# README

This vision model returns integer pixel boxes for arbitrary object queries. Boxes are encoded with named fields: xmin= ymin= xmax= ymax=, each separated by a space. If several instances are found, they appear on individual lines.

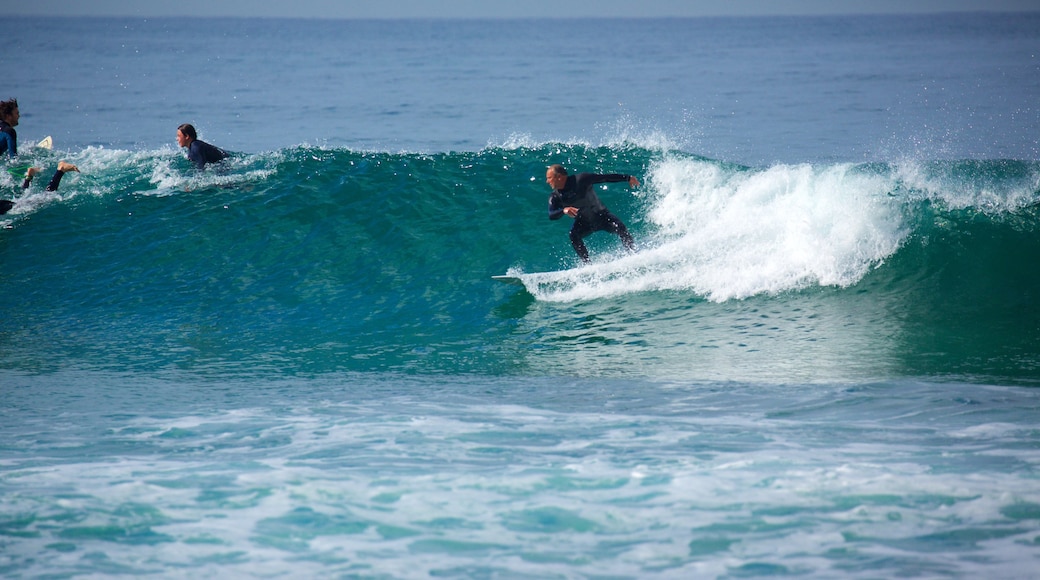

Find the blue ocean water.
xmin=3 ymin=13 xmax=1040 ymax=578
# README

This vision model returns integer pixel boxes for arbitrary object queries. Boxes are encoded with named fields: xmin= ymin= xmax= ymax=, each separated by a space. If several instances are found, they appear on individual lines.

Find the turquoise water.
xmin=3 ymin=13 xmax=1040 ymax=578
xmin=5 ymin=145 xmax=1040 ymax=382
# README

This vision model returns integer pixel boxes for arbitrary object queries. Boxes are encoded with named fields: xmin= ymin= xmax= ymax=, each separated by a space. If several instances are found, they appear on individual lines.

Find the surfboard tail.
xmin=491 ymin=275 xmax=525 ymax=286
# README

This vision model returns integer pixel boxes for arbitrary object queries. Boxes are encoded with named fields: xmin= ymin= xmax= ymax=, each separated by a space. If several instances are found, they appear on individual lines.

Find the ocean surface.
xmin=3 ymin=13 xmax=1040 ymax=578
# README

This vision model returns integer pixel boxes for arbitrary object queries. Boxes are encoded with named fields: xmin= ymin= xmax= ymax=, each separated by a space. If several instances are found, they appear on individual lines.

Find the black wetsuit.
xmin=0 ymin=120 xmax=17 ymax=158
xmin=0 ymin=120 xmax=16 ymax=213
xmin=186 ymin=139 xmax=227 ymax=170
xmin=548 ymin=172 xmax=635 ymax=262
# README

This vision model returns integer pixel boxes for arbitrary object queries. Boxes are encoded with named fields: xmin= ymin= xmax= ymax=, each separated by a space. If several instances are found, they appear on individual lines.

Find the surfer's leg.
xmin=45 ymin=162 xmax=79 ymax=192
xmin=569 ymin=222 xmax=592 ymax=263
xmin=600 ymin=211 xmax=635 ymax=252
xmin=615 ymin=222 xmax=635 ymax=252
xmin=45 ymin=169 xmax=66 ymax=192
xmin=0 ymin=199 xmax=13 ymax=215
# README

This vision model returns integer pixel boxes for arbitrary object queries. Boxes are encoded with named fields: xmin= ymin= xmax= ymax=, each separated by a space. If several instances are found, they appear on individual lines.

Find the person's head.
xmin=0 ymin=99 xmax=20 ymax=126
xmin=176 ymin=123 xmax=197 ymax=147
xmin=546 ymin=164 xmax=568 ymax=189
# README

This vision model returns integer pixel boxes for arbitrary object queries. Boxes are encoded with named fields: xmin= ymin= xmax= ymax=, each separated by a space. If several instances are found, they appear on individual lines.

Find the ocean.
xmin=3 ymin=13 xmax=1040 ymax=578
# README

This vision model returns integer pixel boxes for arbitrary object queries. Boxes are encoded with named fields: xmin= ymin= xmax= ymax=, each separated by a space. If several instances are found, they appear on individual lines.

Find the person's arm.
xmin=584 ymin=173 xmax=639 ymax=187
xmin=548 ymin=192 xmax=565 ymax=220
xmin=187 ymin=142 xmax=207 ymax=170
xmin=0 ymin=131 xmax=16 ymax=159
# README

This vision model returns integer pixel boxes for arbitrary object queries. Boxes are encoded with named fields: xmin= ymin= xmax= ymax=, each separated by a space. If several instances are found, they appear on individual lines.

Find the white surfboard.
xmin=36 ymin=136 xmax=52 ymax=150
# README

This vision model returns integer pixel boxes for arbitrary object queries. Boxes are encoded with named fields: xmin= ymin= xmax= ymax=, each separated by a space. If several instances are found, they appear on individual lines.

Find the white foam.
xmin=521 ymin=156 xmax=909 ymax=302
xmin=1 ymin=146 xmax=281 ymax=222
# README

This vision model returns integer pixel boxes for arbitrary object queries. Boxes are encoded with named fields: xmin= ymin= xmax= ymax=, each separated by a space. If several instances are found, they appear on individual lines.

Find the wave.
xmin=507 ymin=152 xmax=1040 ymax=302
xmin=6 ymin=141 xmax=1040 ymax=284
xmin=2 ymin=141 xmax=1039 ymax=377
xmin=5 ymin=142 xmax=1039 ymax=301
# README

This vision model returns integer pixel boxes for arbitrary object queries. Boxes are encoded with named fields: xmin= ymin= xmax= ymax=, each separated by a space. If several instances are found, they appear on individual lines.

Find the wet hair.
xmin=177 ymin=123 xmax=197 ymax=140
xmin=0 ymin=99 xmax=18 ymax=119
xmin=548 ymin=164 xmax=568 ymax=176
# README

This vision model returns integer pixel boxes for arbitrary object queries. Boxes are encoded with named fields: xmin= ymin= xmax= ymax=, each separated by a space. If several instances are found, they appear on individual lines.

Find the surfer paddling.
xmin=176 ymin=123 xmax=227 ymax=170
xmin=1 ymin=98 xmax=79 ymax=215
xmin=545 ymin=164 xmax=638 ymax=263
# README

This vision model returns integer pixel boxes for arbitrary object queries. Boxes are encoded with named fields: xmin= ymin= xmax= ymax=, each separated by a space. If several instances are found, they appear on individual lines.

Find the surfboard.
xmin=5 ymin=165 xmax=31 ymax=179
xmin=36 ymin=136 xmax=52 ymax=150
xmin=492 ymin=275 xmax=525 ymax=286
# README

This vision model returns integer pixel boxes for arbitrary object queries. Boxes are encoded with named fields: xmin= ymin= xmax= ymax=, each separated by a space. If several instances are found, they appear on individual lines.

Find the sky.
xmin=10 ymin=0 xmax=1040 ymax=19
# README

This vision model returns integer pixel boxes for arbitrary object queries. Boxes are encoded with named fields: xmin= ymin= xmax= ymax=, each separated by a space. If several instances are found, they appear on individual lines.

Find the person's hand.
xmin=564 ymin=207 xmax=579 ymax=218
xmin=57 ymin=161 xmax=79 ymax=173
xmin=628 ymin=176 xmax=640 ymax=188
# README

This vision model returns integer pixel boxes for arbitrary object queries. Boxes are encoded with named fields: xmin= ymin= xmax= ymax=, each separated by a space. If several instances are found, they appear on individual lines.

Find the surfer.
xmin=1 ymin=98 xmax=22 ymax=158
xmin=1 ymin=99 xmax=79 ymax=215
xmin=546 ymin=164 xmax=639 ymax=263
xmin=176 ymin=123 xmax=227 ymax=170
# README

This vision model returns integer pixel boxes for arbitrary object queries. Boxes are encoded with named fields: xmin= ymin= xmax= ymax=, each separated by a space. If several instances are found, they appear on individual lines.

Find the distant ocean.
xmin=3 ymin=13 xmax=1040 ymax=578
